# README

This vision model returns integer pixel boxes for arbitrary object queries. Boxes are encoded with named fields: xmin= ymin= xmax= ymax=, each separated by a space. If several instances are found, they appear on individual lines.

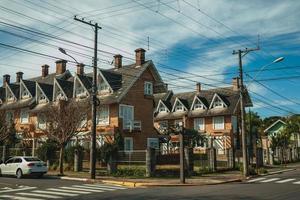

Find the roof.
xmin=55 ymin=79 xmax=73 ymax=98
xmin=0 ymin=87 xmax=5 ymax=102
xmin=100 ymin=69 xmax=122 ymax=91
xmin=22 ymin=80 xmax=36 ymax=97
xmin=8 ymin=83 xmax=20 ymax=99
xmin=77 ymin=74 xmax=93 ymax=91
xmin=264 ymin=119 xmax=287 ymax=133
xmin=38 ymin=83 xmax=53 ymax=101
xmin=29 ymin=71 xmax=72 ymax=84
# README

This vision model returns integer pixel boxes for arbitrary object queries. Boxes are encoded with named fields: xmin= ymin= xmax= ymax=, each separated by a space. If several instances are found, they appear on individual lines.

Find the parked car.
xmin=0 ymin=156 xmax=48 ymax=178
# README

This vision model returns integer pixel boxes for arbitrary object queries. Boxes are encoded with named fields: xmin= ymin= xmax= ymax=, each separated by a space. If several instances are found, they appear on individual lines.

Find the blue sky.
xmin=0 ymin=0 xmax=299 ymax=118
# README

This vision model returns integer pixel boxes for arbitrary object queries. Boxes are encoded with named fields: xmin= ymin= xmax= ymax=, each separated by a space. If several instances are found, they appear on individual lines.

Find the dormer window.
xmin=193 ymin=97 xmax=206 ymax=110
xmin=7 ymin=94 xmax=14 ymax=102
xmin=157 ymin=100 xmax=169 ymax=113
xmin=22 ymin=91 xmax=30 ymax=99
xmin=76 ymin=86 xmax=87 ymax=98
xmin=175 ymin=102 xmax=184 ymax=111
xmin=210 ymin=94 xmax=227 ymax=109
xmin=56 ymin=91 xmax=66 ymax=101
xmin=98 ymin=80 xmax=110 ymax=94
xmin=38 ymin=95 xmax=47 ymax=104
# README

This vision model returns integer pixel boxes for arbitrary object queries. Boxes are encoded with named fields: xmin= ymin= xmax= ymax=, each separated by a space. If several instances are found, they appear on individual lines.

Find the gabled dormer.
xmin=19 ymin=80 xmax=32 ymax=100
xmin=36 ymin=83 xmax=50 ymax=104
xmin=209 ymin=93 xmax=228 ymax=109
xmin=97 ymin=72 xmax=113 ymax=95
xmin=73 ymin=74 xmax=90 ymax=99
xmin=191 ymin=96 xmax=207 ymax=111
xmin=172 ymin=98 xmax=188 ymax=112
xmin=5 ymin=85 xmax=17 ymax=103
xmin=53 ymin=78 xmax=68 ymax=101
xmin=156 ymin=100 xmax=170 ymax=113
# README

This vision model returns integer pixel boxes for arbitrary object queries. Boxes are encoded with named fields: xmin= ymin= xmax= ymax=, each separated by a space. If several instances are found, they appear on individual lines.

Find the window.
xmin=213 ymin=116 xmax=225 ymax=130
xmin=38 ymin=95 xmax=47 ymax=104
xmin=194 ymin=99 xmax=205 ymax=110
xmin=37 ymin=114 xmax=46 ymax=130
xmin=119 ymin=105 xmax=134 ymax=128
xmin=194 ymin=118 xmax=205 ymax=131
xmin=158 ymin=102 xmax=167 ymax=113
xmin=56 ymin=91 xmax=66 ymax=101
xmin=20 ymin=109 xmax=29 ymax=124
xmin=5 ymin=158 xmax=14 ymax=164
xmin=174 ymin=120 xmax=183 ymax=128
xmin=5 ymin=111 xmax=14 ymax=123
xmin=147 ymin=138 xmax=159 ymax=149
xmin=96 ymin=105 xmax=109 ymax=125
xmin=174 ymin=101 xmax=184 ymax=112
xmin=99 ymin=80 xmax=110 ymax=93
xmin=144 ymin=81 xmax=153 ymax=95
xmin=124 ymin=137 xmax=133 ymax=152
xmin=159 ymin=121 xmax=168 ymax=131
xmin=22 ymin=90 xmax=30 ymax=99
xmin=13 ymin=158 xmax=22 ymax=163
xmin=213 ymin=97 xmax=224 ymax=108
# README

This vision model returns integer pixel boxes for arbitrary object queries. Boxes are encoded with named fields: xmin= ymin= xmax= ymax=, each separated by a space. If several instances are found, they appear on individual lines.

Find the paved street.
xmin=1 ymin=169 xmax=300 ymax=199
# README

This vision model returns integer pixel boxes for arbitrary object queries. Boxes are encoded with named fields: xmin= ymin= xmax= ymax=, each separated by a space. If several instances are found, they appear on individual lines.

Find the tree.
xmin=41 ymin=100 xmax=89 ymax=175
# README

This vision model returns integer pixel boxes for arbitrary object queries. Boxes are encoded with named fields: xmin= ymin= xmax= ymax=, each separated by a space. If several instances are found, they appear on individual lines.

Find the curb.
xmin=246 ymin=168 xmax=296 ymax=180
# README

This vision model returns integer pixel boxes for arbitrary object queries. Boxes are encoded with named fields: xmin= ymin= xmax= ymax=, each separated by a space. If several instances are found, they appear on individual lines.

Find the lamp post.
xmin=58 ymin=47 xmax=79 ymax=64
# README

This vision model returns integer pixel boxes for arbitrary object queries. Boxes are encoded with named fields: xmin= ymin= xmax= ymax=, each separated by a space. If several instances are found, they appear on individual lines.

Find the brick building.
xmin=153 ymin=79 xmax=252 ymax=154
xmin=0 ymin=48 xmax=167 ymax=153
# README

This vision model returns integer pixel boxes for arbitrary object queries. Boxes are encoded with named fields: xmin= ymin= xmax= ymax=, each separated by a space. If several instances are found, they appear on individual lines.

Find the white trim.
xmin=20 ymin=108 xmax=29 ymax=124
xmin=36 ymin=82 xmax=50 ymax=104
xmin=144 ymin=81 xmax=153 ymax=95
xmin=96 ymin=105 xmax=110 ymax=125
xmin=156 ymin=99 xmax=170 ymax=113
xmin=213 ymin=116 xmax=225 ymax=130
xmin=147 ymin=138 xmax=159 ymax=149
xmin=124 ymin=137 xmax=133 ymax=152
xmin=19 ymin=79 xmax=32 ymax=99
xmin=98 ymin=71 xmax=113 ymax=94
xmin=171 ymin=97 xmax=188 ymax=112
xmin=5 ymin=85 xmax=17 ymax=102
xmin=194 ymin=117 xmax=205 ymax=131
xmin=53 ymin=78 xmax=68 ymax=101
xmin=73 ymin=73 xmax=90 ymax=98
xmin=209 ymin=93 xmax=228 ymax=109
xmin=191 ymin=95 xmax=207 ymax=110
xmin=264 ymin=119 xmax=286 ymax=133
xmin=119 ymin=104 xmax=134 ymax=127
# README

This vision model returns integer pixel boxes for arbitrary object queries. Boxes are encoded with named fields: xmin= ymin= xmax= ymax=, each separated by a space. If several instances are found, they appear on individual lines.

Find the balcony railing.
xmin=123 ymin=120 xmax=142 ymax=132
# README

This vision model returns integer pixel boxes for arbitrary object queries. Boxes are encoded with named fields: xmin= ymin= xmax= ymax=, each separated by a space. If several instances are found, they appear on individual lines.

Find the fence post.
xmin=146 ymin=147 xmax=156 ymax=177
xmin=208 ymin=148 xmax=217 ymax=172
xmin=184 ymin=147 xmax=194 ymax=176
xmin=227 ymin=148 xmax=234 ymax=169
xmin=107 ymin=155 xmax=117 ymax=175
xmin=256 ymin=147 xmax=263 ymax=168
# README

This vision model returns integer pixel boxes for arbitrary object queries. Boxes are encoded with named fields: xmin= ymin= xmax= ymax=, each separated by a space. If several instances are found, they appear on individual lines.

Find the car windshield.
xmin=24 ymin=157 xmax=42 ymax=162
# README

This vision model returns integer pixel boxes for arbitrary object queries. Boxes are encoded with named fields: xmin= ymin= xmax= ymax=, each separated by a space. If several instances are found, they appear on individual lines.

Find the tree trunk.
xmin=59 ymin=146 xmax=64 ymax=175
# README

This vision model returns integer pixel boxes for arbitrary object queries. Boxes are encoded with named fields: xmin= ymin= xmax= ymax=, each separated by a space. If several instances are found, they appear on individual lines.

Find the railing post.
xmin=209 ymin=148 xmax=217 ymax=172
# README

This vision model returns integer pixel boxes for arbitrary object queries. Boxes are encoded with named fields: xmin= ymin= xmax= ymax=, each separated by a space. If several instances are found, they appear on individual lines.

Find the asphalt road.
xmin=1 ymin=169 xmax=300 ymax=200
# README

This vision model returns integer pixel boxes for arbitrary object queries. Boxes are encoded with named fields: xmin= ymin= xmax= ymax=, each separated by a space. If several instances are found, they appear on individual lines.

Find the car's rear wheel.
xmin=16 ymin=169 xmax=23 ymax=179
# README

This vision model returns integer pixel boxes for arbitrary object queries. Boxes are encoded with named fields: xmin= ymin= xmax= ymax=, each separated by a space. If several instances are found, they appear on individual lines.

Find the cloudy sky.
xmin=0 ymin=0 xmax=299 ymax=117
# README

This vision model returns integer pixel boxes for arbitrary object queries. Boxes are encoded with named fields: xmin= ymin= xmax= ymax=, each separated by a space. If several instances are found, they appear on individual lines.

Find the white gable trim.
xmin=264 ymin=119 xmax=286 ymax=133
xmin=191 ymin=96 xmax=207 ymax=110
xmin=98 ymin=71 xmax=113 ymax=94
xmin=171 ymin=97 xmax=188 ymax=112
xmin=36 ymin=82 xmax=50 ymax=103
xmin=156 ymin=99 xmax=170 ymax=113
xmin=209 ymin=93 xmax=228 ymax=109
xmin=19 ymin=79 xmax=32 ymax=99
xmin=73 ymin=74 xmax=90 ymax=98
xmin=53 ymin=78 xmax=68 ymax=101
xmin=6 ymin=85 xmax=17 ymax=102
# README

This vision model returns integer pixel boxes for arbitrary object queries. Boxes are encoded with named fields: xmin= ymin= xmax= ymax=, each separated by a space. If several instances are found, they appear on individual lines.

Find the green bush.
xmin=64 ymin=145 xmax=84 ymax=166
xmin=113 ymin=167 xmax=146 ymax=177
xmin=258 ymin=167 xmax=268 ymax=174
xmin=36 ymin=140 xmax=58 ymax=164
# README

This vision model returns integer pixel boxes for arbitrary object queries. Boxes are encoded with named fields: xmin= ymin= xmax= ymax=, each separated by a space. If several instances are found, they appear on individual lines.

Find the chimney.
xmin=16 ymin=71 xmax=23 ymax=83
xmin=232 ymin=77 xmax=240 ymax=91
xmin=41 ymin=64 xmax=49 ymax=78
xmin=135 ymin=48 xmax=146 ymax=66
xmin=3 ymin=74 xmax=10 ymax=87
xmin=196 ymin=82 xmax=201 ymax=93
xmin=77 ymin=63 xmax=84 ymax=75
xmin=55 ymin=59 xmax=67 ymax=75
xmin=114 ymin=54 xmax=122 ymax=68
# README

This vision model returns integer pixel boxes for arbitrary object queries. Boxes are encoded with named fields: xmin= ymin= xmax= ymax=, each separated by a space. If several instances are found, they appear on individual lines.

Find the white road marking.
xmin=84 ymin=184 xmax=127 ymax=189
xmin=47 ymin=188 xmax=91 ymax=194
xmin=276 ymin=179 xmax=296 ymax=183
xmin=75 ymin=185 xmax=115 ymax=191
xmin=247 ymin=178 xmax=267 ymax=183
xmin=260 ymin=178 xmax=281 ymax=183
xmin=0 ymin=194 xmax=44 ymax=200
xmin=33 ymin=190 xmax=79 ymax=197
xmin=0 ymin=187 xmax=37 ymax=193
xmin=60 ymin=186 xmax=104 ymax=193
xmin=293 ymin=181 xmax=300 ymax=184
xmin=17 ymin=192 xmax=62 ymax=199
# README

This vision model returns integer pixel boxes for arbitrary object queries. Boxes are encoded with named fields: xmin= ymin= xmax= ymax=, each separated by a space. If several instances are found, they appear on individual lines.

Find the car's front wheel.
xmin=16 ymin=169 xmax=23 ymax=179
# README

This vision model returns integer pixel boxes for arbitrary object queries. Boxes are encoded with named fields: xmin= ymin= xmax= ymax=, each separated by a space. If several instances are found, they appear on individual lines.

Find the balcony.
xmin=123 ymin=120 xmax=142 ymax=133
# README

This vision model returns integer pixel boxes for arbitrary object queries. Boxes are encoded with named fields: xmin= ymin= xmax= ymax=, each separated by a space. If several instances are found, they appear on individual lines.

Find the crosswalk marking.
xmin=32 ymin=190 xmax=79 ymax=197
xmin=0 ymin=195 xmax=43 ymax=200
xmin=84 ymin=184 xmax=127 ymax=189
xmin=247 ymin=177 xmax=267 ymax=183
xmin=260 ymin=178 xmax=280 ymax=183
xmin=60 ymin=186 xmax=104 ymax=193
xmin=72 ymin=185 xmax=114 ymax=191
xmin=17 ymin=192 xmax=62 ymax=199
xmin=276 ymin=179 xmax=296 ymax=183
xmin=0 ymin=187 xmax=37 ymax=193
xmin=293 ymin=181 xmax=300 ymax=184
xmin=47 ymin=188 xmax=91 ymax=194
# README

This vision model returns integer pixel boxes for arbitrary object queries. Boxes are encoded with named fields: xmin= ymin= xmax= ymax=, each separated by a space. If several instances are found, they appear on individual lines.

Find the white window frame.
xmin=213 ymin=116 xmax=225 ymax=130
xmin=124 ymin=137 xmax=133 ymax=152
xmin=20 ymin=109 xmax=29 ymax=124
xmin=98 ymin=80 xmax=110 ymax=93
xmin=147 ymin=138 xmax=159 ymax=149
xmin=144 ymin=81 xmax=153 ymax=95
xmin=119 ymin=104 xmax=134 ymax=128
xmin=174 ymin=120 xmax=183 ymax=128
xmin=96 ymin=105 xmax=110 ymax=125
xmin=6 ymin=111 xmax=14 ymax=123
xmin=159 ymin=121 xmax=168 ymax=130
xmin=37 ymin=114 xmax=46 ymax=130
xmin=194 ymin=118 xmax=205 ymax=131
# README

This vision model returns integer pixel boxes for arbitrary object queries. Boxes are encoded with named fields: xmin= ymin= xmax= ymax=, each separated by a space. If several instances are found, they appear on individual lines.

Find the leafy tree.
xmin=0 ymin=110 xmax=18 ymax=147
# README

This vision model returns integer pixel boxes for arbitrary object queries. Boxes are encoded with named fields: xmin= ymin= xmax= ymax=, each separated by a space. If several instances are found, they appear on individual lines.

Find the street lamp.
xmin=58 ymin=47 xmax=79 ymax=64
xmin=251 ymin=57 xmax=284 ymax=82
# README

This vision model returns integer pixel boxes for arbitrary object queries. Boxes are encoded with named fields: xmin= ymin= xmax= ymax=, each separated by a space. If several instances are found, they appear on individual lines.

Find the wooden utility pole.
xmin=74 ymin=16 xmax=101 ymax=179
xmin=233 ymin=47 xmax=259 ymax=177
xmin=179 ymin=132 xmax=185 ymax=183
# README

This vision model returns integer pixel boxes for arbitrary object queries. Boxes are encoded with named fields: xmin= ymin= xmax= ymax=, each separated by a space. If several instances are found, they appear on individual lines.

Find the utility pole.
xmin=179 ymin=132 xmax=185 ymax=184
xmin=74 ymin=16 xmax=101 ymax=179
xmin=232 ymin=47 xmax=259 ymax=177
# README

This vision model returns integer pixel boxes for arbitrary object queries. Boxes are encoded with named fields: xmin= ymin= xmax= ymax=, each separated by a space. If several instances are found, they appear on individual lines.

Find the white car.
xmin=0 ymin=156 xmax=48 ymax=178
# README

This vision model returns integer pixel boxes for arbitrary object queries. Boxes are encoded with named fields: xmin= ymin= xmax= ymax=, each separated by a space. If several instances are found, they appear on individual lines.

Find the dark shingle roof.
xmin=100 ymin=69 xmax=122 ymax=91
xmin=22 ymin=80 xmax=36 ymax=97
xmin=38 ymin=83 xmax=53 ymax=101
xmin=29 ymin=71 xmax=72 ymax=84
xmin=8 ymin=83 xmax=20 ymax=99
xmin=56 ymin=79 xmax=73 ymax=98
xmin=0 ymin=87 xmax=5 ymax=102
xmin=77 ymin=74 xmax=93 ymax=91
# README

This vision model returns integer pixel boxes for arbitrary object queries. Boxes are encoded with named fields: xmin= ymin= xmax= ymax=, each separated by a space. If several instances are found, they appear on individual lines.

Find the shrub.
xmin=64 ymin=145 xmax=84 ymax=166
xmin=258 ymin=167 xmax=268 ymax=174
xmin=36 ymin=140 xmax=58 ymax=164
xmin=113 ymin=167 xmax=146 ymax=177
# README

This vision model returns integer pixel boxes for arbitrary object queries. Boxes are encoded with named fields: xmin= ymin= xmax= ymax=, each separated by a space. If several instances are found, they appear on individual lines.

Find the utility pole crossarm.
xmin=74 ymin=16 xmax=102 ymax=29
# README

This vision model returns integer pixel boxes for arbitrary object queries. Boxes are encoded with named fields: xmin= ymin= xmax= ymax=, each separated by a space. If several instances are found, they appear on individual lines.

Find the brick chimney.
xmin=41 ymin=64 xmax=49 ymax=78
xmin=3 ymin=74 xmax=10 ymax=87
xmin=232 ymin=77 xmax=240 ymax=91
xmin=114 ymin=54 xmax=122 ymax=68
xmin=16 ymin=71 xmax=23 ymax=83
xmin=196 ymin=82 xmax=201 ymax=93
xmin=77 ymin=63 xmax=84 ymax=75
xmin=135 ymin=48 xmax=146 ymax=66
xmin=55 ymin=59 xmax=67 ymax=75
